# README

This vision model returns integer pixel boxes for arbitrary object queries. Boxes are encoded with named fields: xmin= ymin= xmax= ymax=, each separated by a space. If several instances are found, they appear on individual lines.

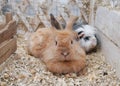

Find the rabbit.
xmin=55 ymin=16 xmax=98 ymax=53
xmin=73 ymin=24 xmax=98 ymax=53
xmin=27 ymin=14 xmax=86 ymax=74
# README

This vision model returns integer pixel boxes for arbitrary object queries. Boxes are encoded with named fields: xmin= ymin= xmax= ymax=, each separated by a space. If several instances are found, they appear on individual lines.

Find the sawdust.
xmin=0 ymin=34 xmax=120 ymax=86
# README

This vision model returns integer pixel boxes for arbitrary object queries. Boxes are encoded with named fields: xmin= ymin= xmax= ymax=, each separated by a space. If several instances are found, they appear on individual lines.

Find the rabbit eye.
xmin=76 ymin=36 xmax=79 ymax=41
xmin=71 ymin=40 xmax=73 ymax=44
xmin=55 ymin=41 xmax=57 ymax=45
xmin=84 ymin=36 xmax=90 ymax=41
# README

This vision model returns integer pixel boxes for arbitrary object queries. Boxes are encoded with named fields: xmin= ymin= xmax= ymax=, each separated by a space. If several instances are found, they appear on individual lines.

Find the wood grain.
xmin=0 ymin=38 xmax=17 ymax=64
xmin=0 ymin=20 xmax=17 ymax=44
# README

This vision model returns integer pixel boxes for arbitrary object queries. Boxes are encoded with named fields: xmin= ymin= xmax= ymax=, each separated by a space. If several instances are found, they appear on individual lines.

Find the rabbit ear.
xmin=50 ymin=14 xmax=63 ymax=30
xmin=78 ymin=32 xmax=84 ymax=39
xmin=65 ymin=15 xmax=78 ymax=30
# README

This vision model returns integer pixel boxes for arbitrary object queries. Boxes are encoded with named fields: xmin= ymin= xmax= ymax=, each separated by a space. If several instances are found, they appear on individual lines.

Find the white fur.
xmin=75 ymin=25 xmax=97 ymax=52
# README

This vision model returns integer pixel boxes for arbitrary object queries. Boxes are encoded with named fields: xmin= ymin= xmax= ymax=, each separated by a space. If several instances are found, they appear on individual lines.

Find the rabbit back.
xmin=27 ymin=28 xmax=53 ymax=58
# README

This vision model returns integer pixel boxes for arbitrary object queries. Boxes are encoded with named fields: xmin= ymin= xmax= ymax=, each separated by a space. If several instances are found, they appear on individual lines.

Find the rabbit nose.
xmin=61 ymin=52 xmax=69 ymax=57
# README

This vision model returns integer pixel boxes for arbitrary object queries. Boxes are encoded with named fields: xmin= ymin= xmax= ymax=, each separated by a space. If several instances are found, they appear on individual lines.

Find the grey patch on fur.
xmin=73 ymin=23 xmax=83 ymax=30
xmin=72 ymin=20 xmax=88 ymax=30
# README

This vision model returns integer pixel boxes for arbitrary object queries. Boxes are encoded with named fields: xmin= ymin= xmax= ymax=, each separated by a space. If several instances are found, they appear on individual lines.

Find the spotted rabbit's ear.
xmin=78 ymin=31 xmax=85 ymax=39
xmin=50 ymin=14 xmax=63 ymax=30
xmin=65 ymin=15 xmax=78 ymax=30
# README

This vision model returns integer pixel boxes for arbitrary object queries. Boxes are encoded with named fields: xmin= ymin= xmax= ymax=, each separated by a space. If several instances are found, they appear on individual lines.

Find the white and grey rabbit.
xmin=73 ymin=23 xmax=98 ymax=53
xmin=56 ymin=16 xmax=98 ymax=53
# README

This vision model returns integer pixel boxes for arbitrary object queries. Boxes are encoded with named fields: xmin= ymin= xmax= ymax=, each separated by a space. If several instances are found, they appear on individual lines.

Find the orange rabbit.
xmin=27 ymin=14 xmax=86 ymax=74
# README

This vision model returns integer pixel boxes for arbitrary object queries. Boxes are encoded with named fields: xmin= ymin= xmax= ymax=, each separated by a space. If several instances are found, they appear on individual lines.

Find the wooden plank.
xmin=36 ymin=22 xmax=45 ymax=30
xmin=89 ymin=0 xmax=95 ymax=26
xmin=38 ymin=7 xmax=51 ymax=28
xmin=16 ymin=8 xmax=34 ymax=32
xmin=75 ymin=0 xmax=89 ymax=23
xmin=0 ymin=38 xmax=17 ymax=64
xmin=0 ymin=20 xmax=17 ymax=44
xmin=80 ymin=9 xmax=89 ymax=23
xmin=29 ymin=15 xmax=41 ymax=31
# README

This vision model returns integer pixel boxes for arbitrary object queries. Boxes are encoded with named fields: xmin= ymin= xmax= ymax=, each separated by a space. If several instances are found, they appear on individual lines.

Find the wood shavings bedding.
xmin=0 ymin=34 xmax=120 ymax=86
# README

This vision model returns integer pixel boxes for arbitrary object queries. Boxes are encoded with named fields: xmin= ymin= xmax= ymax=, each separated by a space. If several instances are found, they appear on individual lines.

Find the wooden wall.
xmin=0 ymin=12 xmax=17 ymax=64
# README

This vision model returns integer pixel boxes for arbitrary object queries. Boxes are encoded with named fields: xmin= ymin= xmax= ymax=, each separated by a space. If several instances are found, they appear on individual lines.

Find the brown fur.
xmin=27 ymin=15 xmax=86 ymax=74
xmin=50 ymin=14 xmax=63 ymax=30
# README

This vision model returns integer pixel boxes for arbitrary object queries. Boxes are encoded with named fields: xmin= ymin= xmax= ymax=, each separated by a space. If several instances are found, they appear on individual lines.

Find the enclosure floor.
xmin=0 ymin=34 xmax=120 ymax=86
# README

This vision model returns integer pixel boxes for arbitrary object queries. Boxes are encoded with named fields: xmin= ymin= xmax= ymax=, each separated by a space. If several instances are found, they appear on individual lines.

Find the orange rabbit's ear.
xmin=65 ymin=15 xmax=78 ymax=30
xmin=50 ymin=14 xmax=63 ymax=30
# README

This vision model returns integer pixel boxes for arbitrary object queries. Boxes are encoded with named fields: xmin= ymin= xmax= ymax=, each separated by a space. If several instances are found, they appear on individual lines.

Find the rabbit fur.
xmin=74 ymin=24 xmax=97 ymax=53
xmin=56 ymin=17 xmax=98 ymax=53
xmin=27 ymin=15 xmax=86 ymax=74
